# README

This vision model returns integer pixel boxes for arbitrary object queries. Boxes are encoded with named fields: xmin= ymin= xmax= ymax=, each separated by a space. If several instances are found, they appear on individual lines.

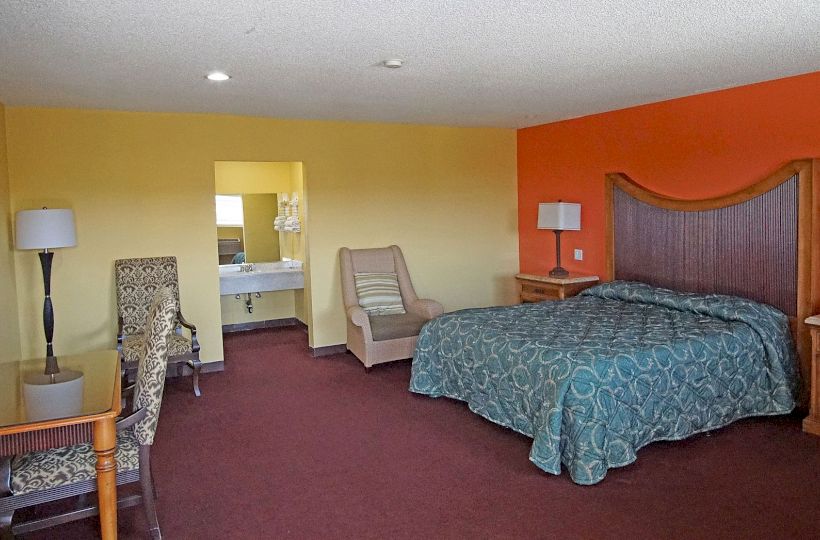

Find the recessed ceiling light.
xmin=206 ymin=71 xmax=231 ymax=81
xmin=382 ymin=59 xmax=404 ymax=69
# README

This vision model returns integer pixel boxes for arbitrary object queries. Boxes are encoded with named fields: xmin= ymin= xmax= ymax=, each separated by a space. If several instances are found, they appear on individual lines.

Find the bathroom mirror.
xmin=214 ymin=161 xmax=305 ymax=267
xmin=216 ymin=193 xmax=280 ymax=265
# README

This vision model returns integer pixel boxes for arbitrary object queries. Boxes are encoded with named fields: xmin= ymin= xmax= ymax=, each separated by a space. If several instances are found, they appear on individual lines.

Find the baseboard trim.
xmin=294 ymin=319 xmax=308 ymax=332
xmin=310 ymin=344 xmax=348 ymax=357
xmin=222 ymin=318 xmax=307 ymax=333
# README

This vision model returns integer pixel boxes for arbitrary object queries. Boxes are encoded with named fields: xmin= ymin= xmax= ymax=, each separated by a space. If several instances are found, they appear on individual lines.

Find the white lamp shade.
xmin=537 ymin=202 xmax=581 ymax=231
xmin=15 ymin=208 xmax=77 ymax=250
xmin=23 ymin=371 xmax=84 ymax=422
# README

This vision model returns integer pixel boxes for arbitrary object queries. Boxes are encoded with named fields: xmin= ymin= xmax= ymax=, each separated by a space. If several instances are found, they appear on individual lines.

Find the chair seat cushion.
xmin=122 ymin=332 xmax=191 ymax=366
xmin=11 ymin=429 xmax=140 ymax=496
xmin=369 ymin=313 xmax=428 ymax=341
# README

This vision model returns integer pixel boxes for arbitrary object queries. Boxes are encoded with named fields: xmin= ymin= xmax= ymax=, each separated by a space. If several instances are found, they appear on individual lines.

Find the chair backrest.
xmin=339 ymin=245 xmax=419 ymax=310
xmin=132 ymin=287 xmax=176 ymax=446
xmin=115 ymin=256 xmax=180 ymax=335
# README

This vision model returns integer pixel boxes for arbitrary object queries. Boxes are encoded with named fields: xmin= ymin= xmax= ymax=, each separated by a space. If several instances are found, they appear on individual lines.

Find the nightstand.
xmin=515 ymin=273 xmax=600 ymax=303
xmin=803 ymin=315 xmax=820 ymax=436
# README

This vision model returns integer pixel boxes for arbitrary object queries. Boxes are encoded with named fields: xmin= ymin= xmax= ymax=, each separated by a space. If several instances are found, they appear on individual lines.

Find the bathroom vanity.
xmin=218 ymin=260 xmax=304 ymax=296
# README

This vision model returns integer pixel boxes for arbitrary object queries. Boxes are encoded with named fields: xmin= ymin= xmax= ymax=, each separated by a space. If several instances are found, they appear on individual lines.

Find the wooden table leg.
xmin=93 ymin=417 xmax=118 ymax=540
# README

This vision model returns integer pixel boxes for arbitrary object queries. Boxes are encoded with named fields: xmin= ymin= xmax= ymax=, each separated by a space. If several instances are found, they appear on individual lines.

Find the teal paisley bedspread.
xmin=409 ymin=281 xmax=797 ymax=485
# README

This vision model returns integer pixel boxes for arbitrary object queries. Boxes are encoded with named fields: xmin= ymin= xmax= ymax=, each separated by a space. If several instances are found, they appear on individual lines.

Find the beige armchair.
xmin=340 ymin=245 xmax=444 ymax=370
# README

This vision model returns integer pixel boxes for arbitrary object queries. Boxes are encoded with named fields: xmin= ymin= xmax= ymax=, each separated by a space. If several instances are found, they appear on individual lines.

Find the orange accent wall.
xmin=518 ymin=71 xmax=820 ymax=277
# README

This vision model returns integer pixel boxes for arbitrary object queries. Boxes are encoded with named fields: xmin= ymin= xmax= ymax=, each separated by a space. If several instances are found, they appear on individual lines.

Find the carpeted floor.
xmin=21 ymin=326 xmax=820 ymax=539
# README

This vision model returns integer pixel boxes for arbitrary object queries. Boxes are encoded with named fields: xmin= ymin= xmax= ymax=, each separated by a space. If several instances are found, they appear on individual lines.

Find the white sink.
xmin=219 ymin=260 xmax=302 ymax=274
xmin=219 ymin=260 xmax=304 ymax=295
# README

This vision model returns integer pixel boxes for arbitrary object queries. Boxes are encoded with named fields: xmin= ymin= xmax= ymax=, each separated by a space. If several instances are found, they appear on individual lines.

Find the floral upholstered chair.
xmin=0 ymin=287 xmax=176 ymax=539
xmin=115 ymin=256 xmax=203 ymax=396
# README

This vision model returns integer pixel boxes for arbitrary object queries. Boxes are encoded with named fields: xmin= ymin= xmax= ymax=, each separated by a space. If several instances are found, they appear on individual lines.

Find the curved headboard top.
xmin=604 ymin=159 xmax=817 ymax=396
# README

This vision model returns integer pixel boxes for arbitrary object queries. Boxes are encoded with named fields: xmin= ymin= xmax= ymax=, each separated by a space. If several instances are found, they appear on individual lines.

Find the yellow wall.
xmin=0 ymin=102 xmax=21 ymax=363
xmin=220 ymin=290 xmax=297 ymax=326
xmin=288 ymin=162 xmax=307 ymax=323
xmin=6 ymin=107 xmax=517 ymax=361
xmin=214 ymin=161 xmax=292 ymax=194
xmin=279 ymin=162 xmax=305 ymax=263
xmin=241 ymin=194 xmax=279 ymax=263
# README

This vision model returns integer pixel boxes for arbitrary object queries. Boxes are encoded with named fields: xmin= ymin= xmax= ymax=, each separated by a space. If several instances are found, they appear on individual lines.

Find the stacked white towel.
xmin=284 ymin=194 xmax=301 ymax=232
xmin=273 ymin=195 xmax=289 ymax=231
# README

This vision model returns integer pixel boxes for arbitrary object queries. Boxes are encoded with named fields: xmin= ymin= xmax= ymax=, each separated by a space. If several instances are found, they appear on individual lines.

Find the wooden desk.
xmin=0 ymin=350 xmax=122 ymax=539
xmin=515 ymin=273 xmax=600 ymax=303
xmin=804 ymin=315 xmax=820 ymax=436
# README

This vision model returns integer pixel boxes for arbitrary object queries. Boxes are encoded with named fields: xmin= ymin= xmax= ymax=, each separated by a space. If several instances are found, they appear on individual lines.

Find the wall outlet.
xmin=574 ymin=249 xmax=583 ymax=261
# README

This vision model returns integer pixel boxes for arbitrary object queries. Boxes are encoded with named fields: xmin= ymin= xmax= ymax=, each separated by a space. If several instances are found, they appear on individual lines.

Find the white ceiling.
xmin=0 ymin=1 xmax=818 ymax=128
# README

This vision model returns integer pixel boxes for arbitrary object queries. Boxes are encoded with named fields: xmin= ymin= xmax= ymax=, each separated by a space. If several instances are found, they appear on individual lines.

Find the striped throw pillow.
xmin=354 ymin=272 xmax=406 ymax=315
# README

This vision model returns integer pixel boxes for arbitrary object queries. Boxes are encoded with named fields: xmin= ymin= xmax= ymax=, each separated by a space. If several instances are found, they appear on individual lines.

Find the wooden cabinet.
xmin=515 ymin=273 xmax=599 ymax=303
xmin=804 ymin=315 xmax=820 ymax=436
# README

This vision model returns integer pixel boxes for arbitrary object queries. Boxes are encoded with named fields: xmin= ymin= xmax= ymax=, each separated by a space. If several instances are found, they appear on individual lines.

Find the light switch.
xmin=574 ymin=249 xmax=583 ymax=261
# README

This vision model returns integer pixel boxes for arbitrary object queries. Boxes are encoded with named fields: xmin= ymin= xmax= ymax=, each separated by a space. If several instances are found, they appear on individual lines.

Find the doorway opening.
xmin=213 ymin=161 xmax=308 ymax=336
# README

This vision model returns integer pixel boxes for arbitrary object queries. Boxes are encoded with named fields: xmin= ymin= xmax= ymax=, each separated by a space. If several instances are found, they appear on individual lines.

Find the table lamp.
xmin=537 ymin=202 xmax=581 ymax=278
xmin=15 ymin=207 xmax=77 ymax=358
xmin=23 ymin=368 xmax=84 ymax=422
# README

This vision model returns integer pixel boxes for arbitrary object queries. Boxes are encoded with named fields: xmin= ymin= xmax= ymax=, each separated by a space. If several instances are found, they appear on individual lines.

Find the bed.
xmin=409 ymin=160 xmax=818 ymax=485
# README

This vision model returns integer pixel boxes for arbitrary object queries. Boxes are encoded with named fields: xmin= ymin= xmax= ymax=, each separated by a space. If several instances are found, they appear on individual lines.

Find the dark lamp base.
xmin=548 ymin=267 xmax=569 ymax=278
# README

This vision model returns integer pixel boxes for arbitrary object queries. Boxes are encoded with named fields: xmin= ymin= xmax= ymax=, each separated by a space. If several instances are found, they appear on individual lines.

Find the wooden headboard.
xmin=604 ymin=159 xmax=817 ymax=399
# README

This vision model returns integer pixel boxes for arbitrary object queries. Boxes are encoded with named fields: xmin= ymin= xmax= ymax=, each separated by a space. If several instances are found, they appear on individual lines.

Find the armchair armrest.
xmin=116 ymin=407 xmax=147 ymax=431
xmin=346 ymin=305 xmax=373 ymax=341
xmin=116 ymin=315 xmax=124 ymax=352
xmin=122 ymin=383 xmax=136 ymax=397
xmin=177 ymin=310 xmax=196 ymax=331
xmin=406 ymin=299 xmax=444 ymax=320
xmin=177 ymin=310 xmax=201 ymax=353
xmin=346 ymin=305 xmax=369 ymax=327
xmin=121 ymin=383 xmax=136 ymax=410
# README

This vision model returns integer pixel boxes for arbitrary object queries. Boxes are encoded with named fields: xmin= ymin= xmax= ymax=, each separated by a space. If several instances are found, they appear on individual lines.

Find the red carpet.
xmin=22 ymin=326 xmax=820 ymax=538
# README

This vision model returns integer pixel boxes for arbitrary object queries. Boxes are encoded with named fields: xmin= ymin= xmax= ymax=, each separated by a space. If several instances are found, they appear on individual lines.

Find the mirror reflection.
xmin=216 ymin=193 xmax=280 ymax=265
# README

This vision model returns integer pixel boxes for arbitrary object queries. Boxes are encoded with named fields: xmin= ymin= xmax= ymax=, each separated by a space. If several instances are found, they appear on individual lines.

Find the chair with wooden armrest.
xmin=339 ymin=245 xmax=444 ymax=370
xmin=0 ymin=287 xmax=176 ymax=539
xmin=115 ymin=256 xmax=203 ymax=396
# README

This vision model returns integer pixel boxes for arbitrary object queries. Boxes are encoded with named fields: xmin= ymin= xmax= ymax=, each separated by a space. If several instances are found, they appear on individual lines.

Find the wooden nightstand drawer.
xmin=515 ymin=273 xmax=599 ymax=303
xmin=519 ymin=281 xmax=560 ymax=302
xmin=520 ymin=290 xmax=556 ymax=303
